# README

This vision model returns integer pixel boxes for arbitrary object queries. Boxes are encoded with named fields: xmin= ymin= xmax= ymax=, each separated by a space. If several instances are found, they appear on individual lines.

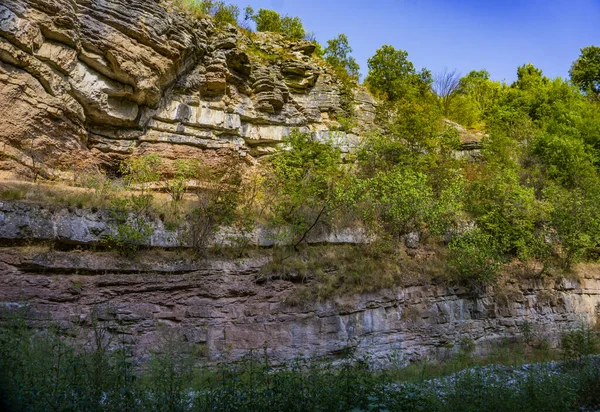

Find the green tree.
xmin=119 ymin=154 xmax=162 ymax=195
xmin=280 ymin=15 xmax=305 ymax=39
xmin=178 ymin=0 xmax=239 ymax=26
xmin=513 ymin=63 xmax=549 ymax=91
xmin=448 ymin=228 xmax=503 ymax=287
xmin=545 ymin=185 xmax=600 ymax=270
xmin=570 ymin=46 xmax=600 ymax=100
xmin=324 ymin=34 xmax=360 ymax=81
xmin=267 ymin=130 xmax=343 ymax=246
xmin=451 ymin=69 xmax=501 ymax=126
xmin=246 ymin=8 xmax=306 ymax=39
xmin=365 ymin=45 xmax=432 ymax=101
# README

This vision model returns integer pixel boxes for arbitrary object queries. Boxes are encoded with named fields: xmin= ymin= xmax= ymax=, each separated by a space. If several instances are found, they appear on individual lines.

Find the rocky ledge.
xmin=0 ymin=0 xmax=376 ymax=179
xmin=1 ymin=244 xmax=599 ymax=365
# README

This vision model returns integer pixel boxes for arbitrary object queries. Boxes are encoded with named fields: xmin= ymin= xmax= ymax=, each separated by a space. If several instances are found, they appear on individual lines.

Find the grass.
xmin=262 ymin=241 xmax=448 ymax=304
xmin=0 ymin=187 xmax=27 ymax=200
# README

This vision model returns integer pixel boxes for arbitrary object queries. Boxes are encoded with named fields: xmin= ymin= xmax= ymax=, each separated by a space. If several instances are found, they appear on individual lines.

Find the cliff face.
xmin=2 ymin=0 xmax=600 ymax=366
xmin=1 ymin=243 xmax=599 ymax=364
xmin=0 ymin=0 xmax=375 ymax=179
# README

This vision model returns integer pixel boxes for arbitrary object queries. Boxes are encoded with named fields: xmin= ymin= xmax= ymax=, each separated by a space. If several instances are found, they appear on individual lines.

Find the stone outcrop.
xmin=0 ymin=200 xmax=369 ymax=247
xmin=0 ymin=0 xmax=376 ymax=179
xmin=1 ymin=244 xmax=599 ymax=365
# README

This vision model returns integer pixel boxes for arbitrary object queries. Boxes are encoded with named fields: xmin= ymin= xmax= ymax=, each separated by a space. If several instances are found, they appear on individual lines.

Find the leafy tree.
xmin=450 ymin=69 xmax=501 ymax=126
xmin=360 ymin=98 xmax=443 ymax=174
xmin=545 ymin=185 xmax=600 ymax=270
xmin=280 ymin=15 xmax=305 ymax=40
xmin=448 ymin=228 xmax=503 ymax=287
xmin=366 ymin=167 xmax=435 ymax=236
xmin=324 ymin=34 xmax=360 ymax=81
xmin=267 ymin=130 xmax=343 ymax=246
xmin=178 ymin=0 xmax=239 ymax=26
xmin=570 ymin=46 xmax=600 ymax=100
xmin=245 ymin=8 xmax=306 ymax=39
xmin=119 ymin=154 xmax=162 ymax=195
xmin=513 ymin=63 xmax=549 ymax=91
xmin=164 ymin=159 xmax=199 ymax=202
xmin=365 ymin=45 xmax=432 ymax=101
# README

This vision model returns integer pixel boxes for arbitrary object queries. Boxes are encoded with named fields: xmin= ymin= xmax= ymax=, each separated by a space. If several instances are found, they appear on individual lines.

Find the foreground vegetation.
xmin=0 ymin=312 xmax=599 ymax=411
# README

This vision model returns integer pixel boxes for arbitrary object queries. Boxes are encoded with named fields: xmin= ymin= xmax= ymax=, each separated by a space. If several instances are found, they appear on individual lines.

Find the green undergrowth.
xmin=0 ymin=311 xmax=599 ymax=412
xmin=261 ymin=242 xmax=448 ymax=303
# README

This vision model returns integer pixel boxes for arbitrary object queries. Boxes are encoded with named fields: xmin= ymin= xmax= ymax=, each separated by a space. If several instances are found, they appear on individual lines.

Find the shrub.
xmin=176 ymin=0 xmax=240 ymax=27
xmin=561 ymin=323 xmax=599 ymax=362
xmin=266 ymin=130 xmax=343 ymax=246
xmin=448 ymin=228 xmax=503 ymax=286
xmin=119 ymin=154 xmax=161 ymax=195
xmin=103 ymin=196 xmax=155 ymax=256
xmin=324 ymin=34 xmax=360 ymax=81
xmin=163 ymin=158 xmax=199 ymax=203
xmin=245 ymin=7 xmax=306 ymax=39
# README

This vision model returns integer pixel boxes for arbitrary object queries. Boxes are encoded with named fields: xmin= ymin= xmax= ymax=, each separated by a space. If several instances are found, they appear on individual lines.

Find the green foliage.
xmin=0 ymin=187 xmax=27 ymax=200
xmin=324 ymin=34 xmax=360 ymax=81
xmin=514 ymin=63 xmax=550 ymax=91
xmin=545 ymin=185 xmax=600 ymax=270
xmin=448 ymin=228 xmax=503 ymax=286
xmin=362 ymin=167 xmax=435 ymax=236
xmin=570 ymin=45 xmax=600 ymax=100
xmin=163 ymin=158 xmax=199 ymax=202
xmin=365 ymin=45 xmax=432 ymax=101
xmin=466 ymin=166 xmax=542 ymax=259
xmin=176 ymin=0 xmax=240 ymax=27
xmin=449 ymin=69 xmax=501 ymax=127
xmin=561 ymin=323 xmax=599 ymax=361
xmin=266 ymin=130 xmax=343 ymax=246
xmin=119 ymin=154 xmax=161 ymax=194
xmin=246 ymin=8 xmax=306 ymax=39
xmin=104 ymin=195 xmax=155 ymax=256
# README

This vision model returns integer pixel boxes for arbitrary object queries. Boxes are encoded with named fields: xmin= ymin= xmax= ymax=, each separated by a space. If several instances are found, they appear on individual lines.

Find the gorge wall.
xmin=1 ymin=240 xmax=600 ymax=364
xmin=1 ymin=0 xmax=599 ymax=366
xmin=0 ymin=0 xmax=375 ymax=180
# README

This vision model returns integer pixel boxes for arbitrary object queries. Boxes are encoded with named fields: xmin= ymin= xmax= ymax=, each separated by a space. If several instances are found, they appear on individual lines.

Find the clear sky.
xmin=229 ymin=0 xmax=600 ymax=83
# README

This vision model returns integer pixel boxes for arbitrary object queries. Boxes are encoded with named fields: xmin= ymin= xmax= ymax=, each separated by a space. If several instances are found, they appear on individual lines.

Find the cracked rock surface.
xmin=0 ymin=0 xmax=376 ymax=179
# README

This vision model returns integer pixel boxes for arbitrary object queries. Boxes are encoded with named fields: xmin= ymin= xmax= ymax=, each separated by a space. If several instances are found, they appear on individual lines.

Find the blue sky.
xmin=229 ymin=0 xmax=600 ymax=83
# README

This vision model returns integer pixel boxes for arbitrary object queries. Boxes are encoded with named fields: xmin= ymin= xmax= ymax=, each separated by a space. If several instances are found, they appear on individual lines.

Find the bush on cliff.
xmin=245 ymin=7 xmax=306 ymax=39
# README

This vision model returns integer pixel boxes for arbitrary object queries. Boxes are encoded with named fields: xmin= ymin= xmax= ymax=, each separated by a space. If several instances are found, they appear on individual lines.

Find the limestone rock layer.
xmin=0 ymin=0 xmax=376 ymax=178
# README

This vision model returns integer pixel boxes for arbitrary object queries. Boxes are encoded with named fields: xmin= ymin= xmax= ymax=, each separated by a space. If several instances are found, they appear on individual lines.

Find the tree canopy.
xmin=245 ymin=7 xmax=306 ymax=39
xmin=365 ymin=45 xmax=432 ymax=101
xmin=570 ymin=46 xmax=600 ymax=100
xmin=324 ymin=34 xmax=360 ymax=81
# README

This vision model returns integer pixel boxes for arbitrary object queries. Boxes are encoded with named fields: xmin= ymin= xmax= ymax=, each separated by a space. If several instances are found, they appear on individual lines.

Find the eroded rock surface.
xmin=1 ymin=246 xmax=599 ymax=365
xmin=0 ymin=0 xmax=375 ymax=178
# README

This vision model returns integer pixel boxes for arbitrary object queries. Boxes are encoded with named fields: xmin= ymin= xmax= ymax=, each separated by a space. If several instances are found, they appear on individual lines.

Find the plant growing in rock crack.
xmin=163 ymin=158 xmax=199 ymax=203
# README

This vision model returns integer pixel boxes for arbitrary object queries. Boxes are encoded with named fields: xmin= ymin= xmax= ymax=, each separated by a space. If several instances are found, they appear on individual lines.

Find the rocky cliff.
xmin=2 ymin=0 xmax=600 ymax=367
xmin=1 ymin=201 xmax=599 ymax=365
xmin=0 ymin=0 xmax=375 ymax=180
xmin=1 ymin=242 xmax=599 ymax=364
